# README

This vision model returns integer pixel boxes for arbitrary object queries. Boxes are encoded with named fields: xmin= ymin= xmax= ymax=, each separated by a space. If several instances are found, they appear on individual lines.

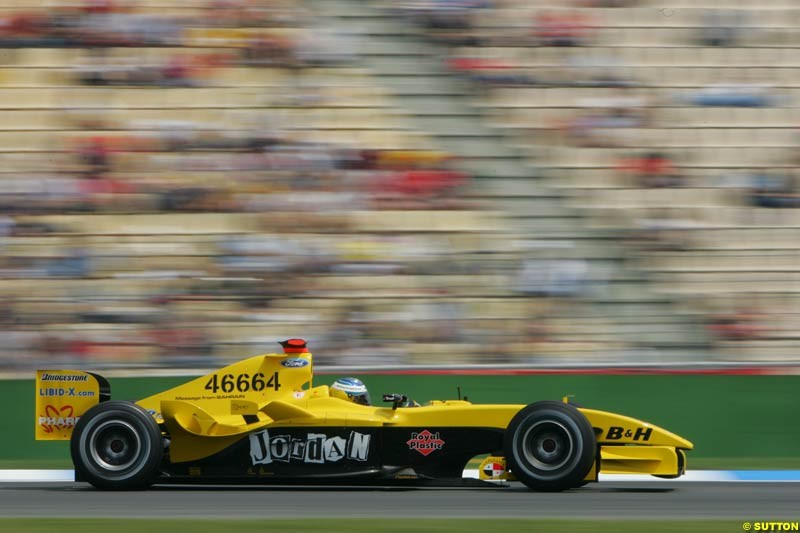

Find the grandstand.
xmin=1 ymin=0 xmax=796 ymax=369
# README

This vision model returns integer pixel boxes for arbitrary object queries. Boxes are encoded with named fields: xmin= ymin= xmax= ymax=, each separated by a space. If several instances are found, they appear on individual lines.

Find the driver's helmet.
xmin=330 ymin=377 xmax=370 ymax=406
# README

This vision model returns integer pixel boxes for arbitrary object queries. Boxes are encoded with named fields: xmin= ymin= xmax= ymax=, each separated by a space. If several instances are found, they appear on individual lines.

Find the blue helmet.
xmin=330 ymin=377 xmax=370 ymax=406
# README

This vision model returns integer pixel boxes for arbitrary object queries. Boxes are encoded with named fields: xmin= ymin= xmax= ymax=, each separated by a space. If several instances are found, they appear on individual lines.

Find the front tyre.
xmin=70 ymin=401 xmax=163 ymax=490
xmin=504 ymin=401 xmax=596 ymax=492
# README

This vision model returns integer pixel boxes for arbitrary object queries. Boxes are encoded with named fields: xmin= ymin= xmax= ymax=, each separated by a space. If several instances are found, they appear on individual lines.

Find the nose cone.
xmin=579 ymin=408 xmax=694 ymax=449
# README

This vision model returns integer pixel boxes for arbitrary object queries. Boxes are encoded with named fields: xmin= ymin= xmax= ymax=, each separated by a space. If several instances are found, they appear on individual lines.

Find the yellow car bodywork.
xmin=36 ymin=342 xmax=692 ymax=488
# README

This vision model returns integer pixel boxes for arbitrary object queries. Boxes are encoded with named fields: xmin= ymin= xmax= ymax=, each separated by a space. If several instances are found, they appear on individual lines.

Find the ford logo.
xmin=281 ymin=358 xmax=309 ymax=368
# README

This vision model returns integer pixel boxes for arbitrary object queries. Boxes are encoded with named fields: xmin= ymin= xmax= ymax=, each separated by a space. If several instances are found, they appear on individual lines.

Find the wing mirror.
xmin=382 ymin=393 xmax=408 ymax=410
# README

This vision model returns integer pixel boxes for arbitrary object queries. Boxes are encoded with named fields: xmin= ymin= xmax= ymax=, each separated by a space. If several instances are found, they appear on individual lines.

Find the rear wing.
xmin=35 ymin=370 xmax=110 ymax=440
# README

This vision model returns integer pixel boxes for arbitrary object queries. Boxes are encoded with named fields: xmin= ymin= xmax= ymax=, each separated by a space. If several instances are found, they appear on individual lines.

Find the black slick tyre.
xmin=70 ymin=401 xmax=163 ymax=490
xmin=504 ymin=401 xmax=596 ymax=492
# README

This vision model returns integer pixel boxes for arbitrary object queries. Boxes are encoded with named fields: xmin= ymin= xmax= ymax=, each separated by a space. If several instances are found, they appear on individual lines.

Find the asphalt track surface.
xmin=1 ymin=482 xmax=798 ymax=519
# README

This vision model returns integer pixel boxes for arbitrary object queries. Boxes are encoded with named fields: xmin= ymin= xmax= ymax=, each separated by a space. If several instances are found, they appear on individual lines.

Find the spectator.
xmin=76 ymin=136 xmax=111 ymax=179
xmin=617 ymin=152 xmax=683 ymax=188
xmin=698 ymin=9 xmax=748 ymax=47
xmin=446 ymin=56 xmax=538 ymax=86
xmin=46 ymin=247 xmax=92 ymax=278
xmin=562 ymin=54 xmax=637 ymax=88
xmin=684 ymin=83 xmax=780 ymax=108
xmin=0 ymin=11 xmax=50 ymax=45
xmin=515 ymin=246 xmax=591 ymax=299
xmin=0 ymin=216 xmax=15 ymax=252
xmin=748 ymin=172 xmax=800 ymax=208
xmin=707 ymin=307 xmax=765 ymax=341
xmin=535 ymin=10 xmax=594 ymax=47
xmin=371 ymin=167 xmax=468 ymax=209
xmin=628 ymin=208 xmax=697 ymax=252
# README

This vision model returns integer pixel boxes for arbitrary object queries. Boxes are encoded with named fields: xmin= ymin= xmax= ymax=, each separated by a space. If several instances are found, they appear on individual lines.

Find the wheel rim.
xmin=520 ymin=420 xmax=574 ymax=472
xmin=88 ymin=420 xmax=144 ymax=472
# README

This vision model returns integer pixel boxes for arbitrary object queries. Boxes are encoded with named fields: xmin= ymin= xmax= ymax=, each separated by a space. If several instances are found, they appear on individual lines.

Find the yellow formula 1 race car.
xmin=35 ymin=339 xmax=692 ymax=491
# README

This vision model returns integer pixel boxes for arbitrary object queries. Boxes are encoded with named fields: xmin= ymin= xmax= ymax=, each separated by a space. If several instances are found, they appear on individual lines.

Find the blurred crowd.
xmin=396 ymin=1 xmax=794 ymax=356
xmin=2 ymin=0 xmax=798 ymax=369
xmin=0 ymin=0 xmax=600 ymax=370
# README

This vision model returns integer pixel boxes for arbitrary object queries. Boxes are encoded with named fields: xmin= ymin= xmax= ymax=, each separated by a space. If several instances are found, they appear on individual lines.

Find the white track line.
xmin=2 ymin=469 xmax=798 ymax=483
xmin=0 ymin=470 xmax=74 ymax=482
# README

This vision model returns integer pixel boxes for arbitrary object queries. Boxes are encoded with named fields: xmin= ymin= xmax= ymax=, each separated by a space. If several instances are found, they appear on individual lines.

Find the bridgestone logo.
xmin=41 ymin=373 xmax=88 ymax=382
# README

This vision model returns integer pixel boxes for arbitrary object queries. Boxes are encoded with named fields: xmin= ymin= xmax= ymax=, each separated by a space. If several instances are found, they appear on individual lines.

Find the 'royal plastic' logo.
xmin=407 ymin=430 xmax=445 ymax=456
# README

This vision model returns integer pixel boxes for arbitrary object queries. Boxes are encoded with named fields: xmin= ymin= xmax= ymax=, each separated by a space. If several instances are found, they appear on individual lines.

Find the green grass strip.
xmin=0 ymin=519 xmax=749 ymax=533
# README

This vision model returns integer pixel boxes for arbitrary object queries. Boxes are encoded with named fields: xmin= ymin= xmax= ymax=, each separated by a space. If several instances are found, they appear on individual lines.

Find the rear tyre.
xmin=504 ymin=401 xmax=596 ymax=492
xmin=70 ymin=401 xmax=163 ymax=490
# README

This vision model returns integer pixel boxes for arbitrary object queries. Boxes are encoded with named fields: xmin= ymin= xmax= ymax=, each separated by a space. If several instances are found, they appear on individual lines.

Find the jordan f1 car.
xmin=35 ymin=339 xmax=692 ymax=491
